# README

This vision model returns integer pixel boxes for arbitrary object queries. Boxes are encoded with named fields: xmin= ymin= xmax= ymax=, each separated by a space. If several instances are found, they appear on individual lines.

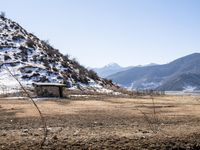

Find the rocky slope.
xmin=0 ymin=16 xmax=116 ymax=93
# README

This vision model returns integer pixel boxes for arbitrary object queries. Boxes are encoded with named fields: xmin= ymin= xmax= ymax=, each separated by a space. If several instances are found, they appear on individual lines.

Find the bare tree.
xmin=0 ymin=11 xmax=5 ymax=18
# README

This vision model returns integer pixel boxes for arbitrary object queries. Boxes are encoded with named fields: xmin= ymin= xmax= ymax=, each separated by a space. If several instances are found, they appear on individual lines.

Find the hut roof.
xmin=33 ymin=83 xmax=66 ymax=87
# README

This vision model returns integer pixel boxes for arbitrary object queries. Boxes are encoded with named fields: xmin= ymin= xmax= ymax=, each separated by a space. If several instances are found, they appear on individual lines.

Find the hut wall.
xmin=35 ymin=86 xmax=61 ymax=97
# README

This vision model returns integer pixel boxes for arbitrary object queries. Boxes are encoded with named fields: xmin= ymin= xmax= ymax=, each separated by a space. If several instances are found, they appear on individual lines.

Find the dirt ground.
xmin=1 ymin=95 xmax=200 ymax=150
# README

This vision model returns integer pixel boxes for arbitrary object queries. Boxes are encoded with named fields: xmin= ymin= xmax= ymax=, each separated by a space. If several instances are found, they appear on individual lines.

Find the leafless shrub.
xmin=63 ymin=54 xmax=70 ymax=61
xmin=19 ymin=46 xmax=28 ymax=62
xmin=88 ymin=69 xmax=99 ymax=80
xmin=26 ymin=39 xmax=35 ymax=49
xmin=12 ymin=35 xmax=23 ymax=41
xmin=4 ymin=54 xmax=11 ymax=61
xmin=0 ymin=11 xmax=5 ymax=18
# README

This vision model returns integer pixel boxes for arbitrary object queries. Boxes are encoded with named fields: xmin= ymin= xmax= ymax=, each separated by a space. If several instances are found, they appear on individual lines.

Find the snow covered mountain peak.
xmin=105 ymin=63 xmax=121 ymax=69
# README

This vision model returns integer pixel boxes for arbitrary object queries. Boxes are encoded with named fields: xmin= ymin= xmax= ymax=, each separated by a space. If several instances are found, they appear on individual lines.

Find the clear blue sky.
xmin=1 ymin=0 xmax=200 ymax=67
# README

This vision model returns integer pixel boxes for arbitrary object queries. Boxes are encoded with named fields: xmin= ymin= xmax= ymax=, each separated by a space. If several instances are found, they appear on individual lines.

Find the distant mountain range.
xmin=104 ymin=53 xmax=200 ymax=91
xmin=92 ymin=63 xmax=157 ymax=78
xmin=92 ymin=63 xmax=133 ymax=78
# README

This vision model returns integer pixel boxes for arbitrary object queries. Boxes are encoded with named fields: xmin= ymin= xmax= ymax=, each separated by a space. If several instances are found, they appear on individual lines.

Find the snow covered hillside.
xmin=0 ymin=16 xmax=117 ymax=94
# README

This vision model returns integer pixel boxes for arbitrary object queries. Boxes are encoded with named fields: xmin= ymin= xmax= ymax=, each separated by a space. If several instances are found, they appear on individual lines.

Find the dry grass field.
xmin=1 ymin=95 xmax=200 ymax=149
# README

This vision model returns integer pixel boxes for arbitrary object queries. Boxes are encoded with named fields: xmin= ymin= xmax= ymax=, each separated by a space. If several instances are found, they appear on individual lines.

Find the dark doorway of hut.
xmin=59 ymin=86 xmax=63 ymax=98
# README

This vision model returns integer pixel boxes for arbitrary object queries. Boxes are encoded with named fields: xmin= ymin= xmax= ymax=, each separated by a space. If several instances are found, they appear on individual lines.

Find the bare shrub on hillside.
xmin=26 ymin=39 xmax=35 ymax=49
xmin=88 ymin=69 xmax=99 ymax=80
xmin=0 ymin=11 xmax=5 ymax=18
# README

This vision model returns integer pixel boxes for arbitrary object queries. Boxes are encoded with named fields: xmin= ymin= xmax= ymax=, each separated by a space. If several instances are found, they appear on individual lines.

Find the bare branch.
xmin=1 ymin=63 xmax=47 ymax=147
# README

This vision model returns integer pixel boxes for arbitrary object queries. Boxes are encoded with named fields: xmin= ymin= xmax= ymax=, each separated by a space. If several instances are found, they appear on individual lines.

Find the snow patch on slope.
xmin=0 ymin=16 xmax=118 ymax=95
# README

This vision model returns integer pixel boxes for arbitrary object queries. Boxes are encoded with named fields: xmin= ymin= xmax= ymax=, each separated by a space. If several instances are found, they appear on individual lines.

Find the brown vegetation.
xmin=1 ymin=95 xmax=200 ymax=149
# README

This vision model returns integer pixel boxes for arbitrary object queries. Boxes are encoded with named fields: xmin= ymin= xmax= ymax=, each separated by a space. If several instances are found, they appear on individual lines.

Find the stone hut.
xmin=33 ymin=83 xmax=66 ymax=98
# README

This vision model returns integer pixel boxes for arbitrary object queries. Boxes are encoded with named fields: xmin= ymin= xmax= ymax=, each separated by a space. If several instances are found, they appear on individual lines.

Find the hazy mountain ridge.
xmin=0 ymin=16 xmax=116 ymax=93
xmin=92 ymin=63 xmax=158 ymax=78
xmin=92 ymin=63 xmax=133 ymax=78
xmin=108 ymin=53 xmax=200 ymax=91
